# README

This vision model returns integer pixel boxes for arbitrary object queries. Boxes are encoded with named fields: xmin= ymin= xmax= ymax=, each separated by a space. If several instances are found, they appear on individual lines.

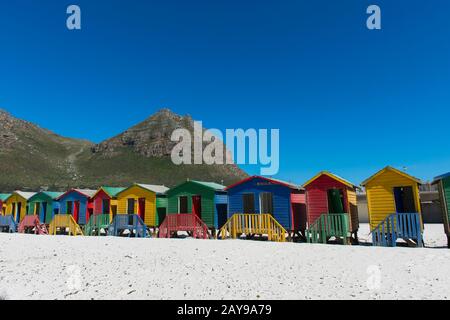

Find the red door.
xmin=138 ymin=198 xmax=146 ymax=222
xmin=192 ymin=196 xmax=202 ymax=219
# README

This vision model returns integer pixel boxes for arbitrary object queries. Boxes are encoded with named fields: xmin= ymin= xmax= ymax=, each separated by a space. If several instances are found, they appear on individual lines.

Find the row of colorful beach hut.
xmin=1 ymin=166 xmax=449 ymax=248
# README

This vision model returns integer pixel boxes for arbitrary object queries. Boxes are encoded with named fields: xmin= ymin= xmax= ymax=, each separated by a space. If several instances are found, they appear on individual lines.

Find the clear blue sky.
xmin=1 ymin=0 xmax=449 ymax=184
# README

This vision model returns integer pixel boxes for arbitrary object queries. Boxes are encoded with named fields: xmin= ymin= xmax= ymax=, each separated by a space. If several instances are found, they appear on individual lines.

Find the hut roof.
xmin=361 ymin=166 xmax=422 ymax=186
xmin=29 ymin=191 xmax=64 ymax=201
xmin=94 ymin=187 xmax=126 ymax=198
xmin=0 ymin=193 xmax=12 ymax=201
xmin=226 ymin=176 xmax=302 ymax=191
xmin=74 ymin=189 xmax=97 ymax=198
xmin=432 ymin=172 xmax=450 ymax=184
xmin=14 ymin=191 xmax=37 ymax=200
xmin=57 ymin=189 xmax=97 ymax=200
xmin=136 ymin=184 xmax=169 ymax=195
xmin=303 ymin=171 xmax=358 ymax=189
xmin=189 ymin=181 xmax=226 ymax=191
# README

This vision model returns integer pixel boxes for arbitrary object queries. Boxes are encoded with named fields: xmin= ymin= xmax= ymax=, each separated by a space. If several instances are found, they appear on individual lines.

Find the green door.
xmin=327 ymin=189 xmax=344 ymax=213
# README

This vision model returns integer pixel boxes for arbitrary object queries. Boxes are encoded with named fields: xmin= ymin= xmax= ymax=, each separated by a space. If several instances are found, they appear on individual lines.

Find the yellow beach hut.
xmin=116 ymin=184 xmax=169 ymax=228
xmin=5 ymin=191 xmax=36 ymax=224
xmin=0 ymin=194 xmax=11 ymax=215
xmin=361 ymin=167 xmax=423 ymax=247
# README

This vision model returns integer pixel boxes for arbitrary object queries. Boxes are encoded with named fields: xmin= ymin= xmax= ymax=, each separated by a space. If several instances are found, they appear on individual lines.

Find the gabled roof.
xmin=57 ymin=189 xmax=97 ymax=200
xmin=167 ymin=180 xmax=226 ymax=195
xmin=303 ymin=171 xmax=358 ymax=189
xmin=189 ymin=181 xmax=226 ymax=191
xmin=136 ymin=184 xmax=169 ymax=195
xmin=13 ymin=191 xmax=37 ymax=201
xmin=432 ymin=172 xmax=450 ymax=184
xmin=117 ymin=184 xmax=169 ymax=196
xmin=0 ymin=193 xmax=11 ymax=201
xmin=93 ymin=187 xmax=126 ymax=199
xmin=29 ymin=191 xmax=64 ymax=202
xmin=42 ymin=191 xmax=64 ymax=199
xmin=361 ymin=166 xmax=422 ymax=186
xmin=226 ymin=176 xmax=302 ymax=191
xmin=74 ymin=189 xmax=97 ymax=198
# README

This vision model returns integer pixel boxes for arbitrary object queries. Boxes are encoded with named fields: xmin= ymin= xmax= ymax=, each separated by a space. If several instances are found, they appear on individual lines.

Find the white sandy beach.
xmin=0 ymin=223 xmax=449 ymax=300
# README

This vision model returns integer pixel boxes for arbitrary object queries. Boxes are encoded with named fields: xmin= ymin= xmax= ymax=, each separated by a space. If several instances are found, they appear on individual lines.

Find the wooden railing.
xmin=49 ymin=214 xmax=83 ymax=236
xmin=18 ymin=215 xmax=48 ymax=235
xmin=0 ymin=215 xmax=17 ymax=233
xmin=159 ymin=214 xmax=210 ymax=239
xmin=84 ymin=214 xmax=111 ymax=236
xmin=371 ymin=212 xmax=423 ymax=247
xmin=109 ymin=214 xmax=148 ymax=238
xmin=305 ymin=213 xmax=350 ymax=244
xmin=219 ymin=214 xmax=287 ymax=242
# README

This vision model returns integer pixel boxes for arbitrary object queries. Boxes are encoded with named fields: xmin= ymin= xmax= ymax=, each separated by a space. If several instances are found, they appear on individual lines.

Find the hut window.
xmin=394 ymin=187 xmax=417 ymax=213
xmin=242 ymin=193 xmax=255 ymax=213
xmin=179 ymin=196 xmax=188 ymax=214
xmin=260 ymin=193 xmax=274 ymax=215
xmin=127 ymin=199 xmax=135 ymax=215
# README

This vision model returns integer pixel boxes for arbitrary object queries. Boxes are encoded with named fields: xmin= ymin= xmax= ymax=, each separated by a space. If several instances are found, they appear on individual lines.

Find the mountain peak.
xmin=154 ymin=108 xmax=175 ymax=116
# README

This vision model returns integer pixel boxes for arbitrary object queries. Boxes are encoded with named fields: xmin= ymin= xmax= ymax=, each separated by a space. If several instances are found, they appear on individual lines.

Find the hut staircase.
xmin=49 ymin=214 xmax=83 ymax=236
xmin=0 ymin=215 xmax=17 ymax=233
xmin=158 ymin=214 xmax=210 ymax=239
xmin=84 ymin=214 xmax=111 ymax=236
xmin=305 ymin=213 xmax=351 ymax=245
xmin=108 ymin=214 xmax=148 ymax=238
xmin=18 ymin=215 xmax=48 ymax=235
xmin=371 ymin=213 xmax=423 ymax=247
xmin=219 ymin=214 xmax=287 ymax=242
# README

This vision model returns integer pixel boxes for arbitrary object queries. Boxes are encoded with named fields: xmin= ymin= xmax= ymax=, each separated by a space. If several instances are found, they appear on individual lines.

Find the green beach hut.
xmin=166 ymin=180 xmax=228 ymax=230
xmin=433 ymin=172 xmax=450 ymax=248
xmin=28 ymin=192 xmax=64 ymax=224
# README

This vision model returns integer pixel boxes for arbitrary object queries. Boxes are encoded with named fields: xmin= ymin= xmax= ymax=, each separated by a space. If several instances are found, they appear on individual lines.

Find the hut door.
xmin=216 ymin=204 xmax=228 ymax=229
xmin=260 ymin=193 xmax=274 ymax=215
xmin=87 ymin=208 xmax=94 ymax=222
xmin=35 ymin=202 xmax=41 ymax=217
xmin=74 ymin=202 xmax=80 ymax=223
xmin=16 ymin=203 xmax=21 ymax=223
xmin=394 ymin=187 xmax=417 ymax=213
xmin=111 ymin=205 xmax=117 ymax=220
xmin=157 ymin=207 xmax=166 ymax=226
xmin=243 ymin=194 xmax=255 ymax=214
xmin=102 ymin=199 xmax=110 ymax=214
xmin=192 ymin=196 xmax=202 ymax=219
xmin=138 ymin=198 xmax=146 ymax=221
xmin=179 ymin=196 xmax=188 ymax=214
xmin=327 ymin=189 xmax=345 ymax=213
xmin=127 ymin=199 xmax=135 ymax=214
xmin=42 ymin=203 xmax=48 ymax=223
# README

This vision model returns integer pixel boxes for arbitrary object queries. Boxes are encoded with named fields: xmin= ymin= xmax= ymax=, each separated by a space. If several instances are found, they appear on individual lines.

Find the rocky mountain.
xmin=0 ymin=109 xmax=247 ymax=191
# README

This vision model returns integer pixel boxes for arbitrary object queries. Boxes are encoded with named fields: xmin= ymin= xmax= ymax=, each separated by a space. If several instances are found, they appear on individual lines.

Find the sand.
xmin=0 ymin=223 xmax=449 ymax=300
